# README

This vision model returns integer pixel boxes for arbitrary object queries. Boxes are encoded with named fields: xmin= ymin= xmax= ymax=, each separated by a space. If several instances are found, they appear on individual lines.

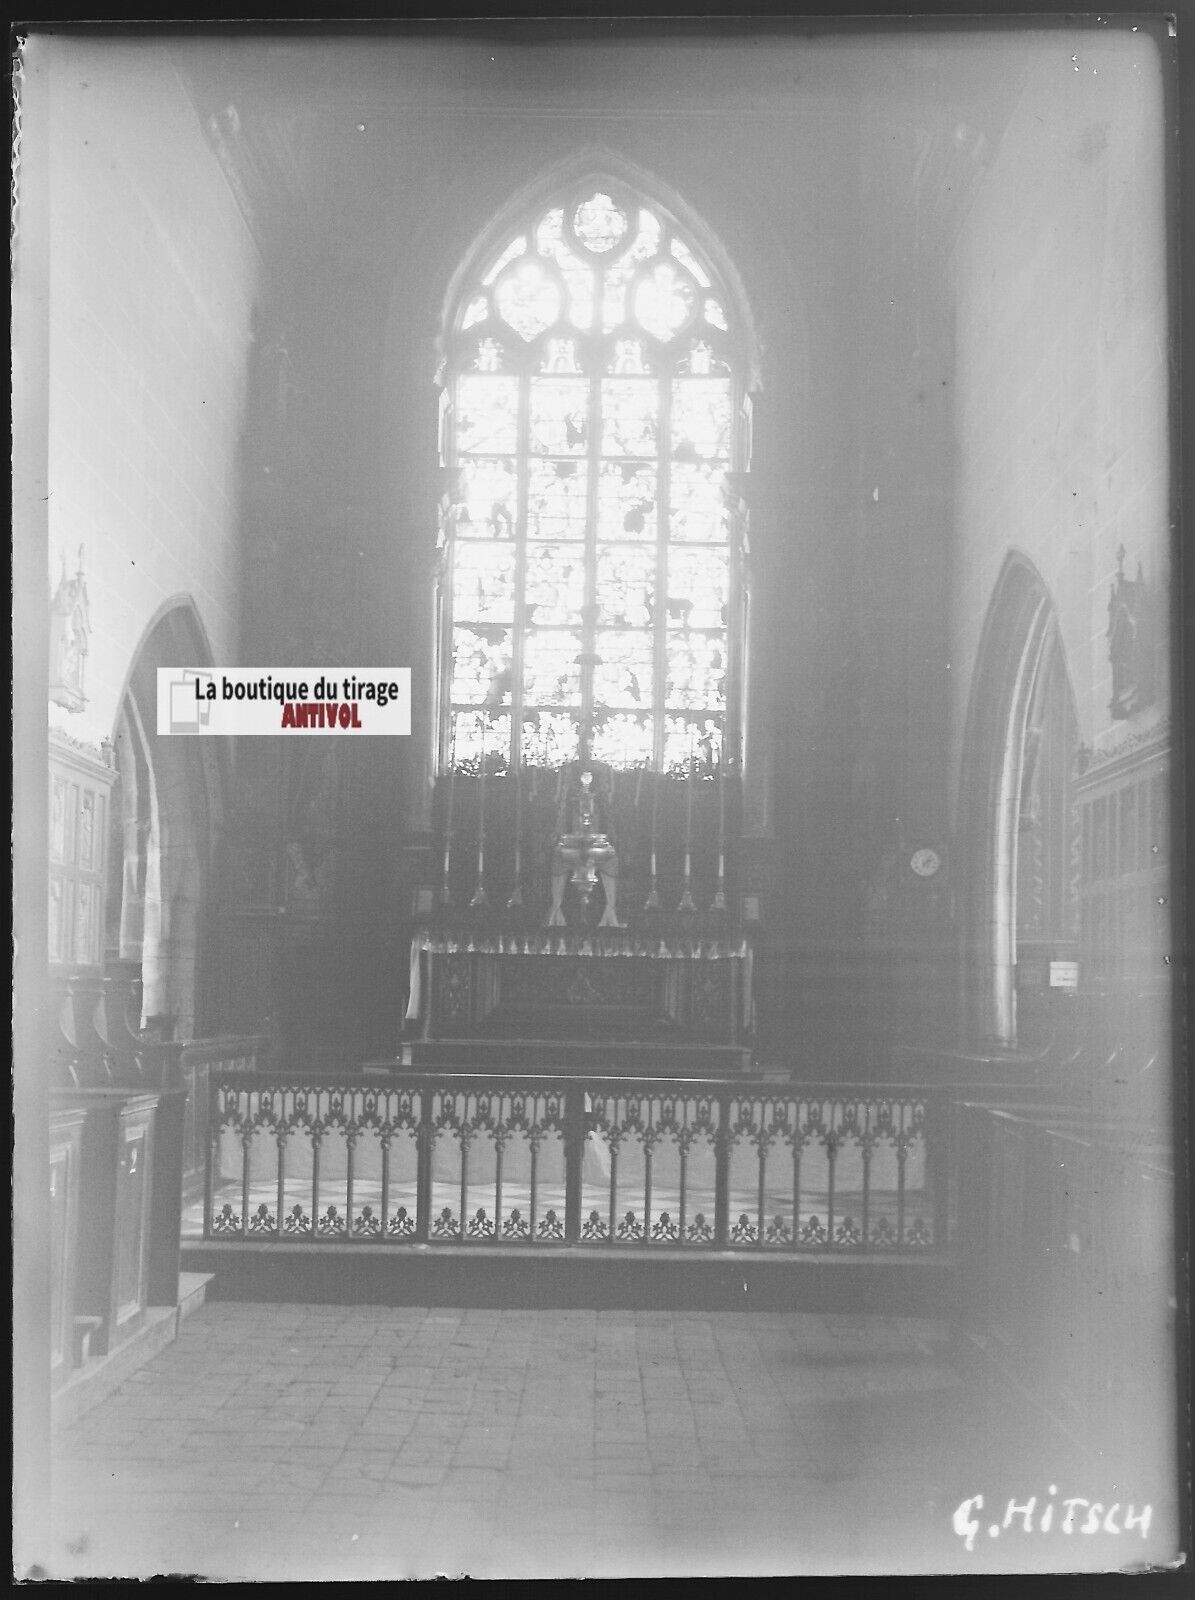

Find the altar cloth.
xmin=404 ymin=926 xmax=753 ymax=1027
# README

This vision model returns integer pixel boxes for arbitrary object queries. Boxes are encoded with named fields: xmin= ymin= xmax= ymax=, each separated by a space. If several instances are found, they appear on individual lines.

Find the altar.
xmin=397 ymin=744 xmax=757 ymax=1078
xmin=403 ymin=924 xmax=754 ymax=1074
xmin=405 ymin=435 xmax=757 ymax=1079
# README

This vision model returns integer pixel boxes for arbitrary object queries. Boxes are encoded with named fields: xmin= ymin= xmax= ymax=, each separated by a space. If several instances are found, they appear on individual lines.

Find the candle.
xmin=685 ymin=730 xmax=695 ymax=861
xmin=643 ymin=760 xmax=661 ymax=911
xmin=441 ymin=719 xmax=456 ymax=899
xmin=511 ymin=755 xmax=521 ymax=870
xmin=477 ymin=715 xmax=486 ymax=874
xmin=677 ymin=729 xmax=697 ymax=912
xmin=710 ymin=750 xmax=728 ymax=913
xmin=471 ymin=714 xmax=488 ymax=908
xmin=507 ymin=735 xmax=525 ymax=912
xmin=512 ymin=757 xmax=523 ymax=879
xmin=717 ymin=755 xmax=726 ymax=857
xmin=445 ymin=720 xmax=456 ymax=832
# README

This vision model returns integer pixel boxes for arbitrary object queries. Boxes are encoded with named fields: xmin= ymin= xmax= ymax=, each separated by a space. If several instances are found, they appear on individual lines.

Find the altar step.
xmin=181 ymin=1240 xmax=952 ymax=1315
xmin=52 ymin=1272 xmax=214 ymax=1429
xmin=386 ymin=1037 xmax=754 ymax=1075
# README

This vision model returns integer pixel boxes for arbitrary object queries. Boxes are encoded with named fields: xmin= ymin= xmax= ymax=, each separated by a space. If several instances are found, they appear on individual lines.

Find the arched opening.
xmin=957 ymin=556 xmax=1080 ymax=1049
xmin=436 ymin=168 xmax=756 ymax=783
xmin=107 ymin=600 xmax=226 ymax=1040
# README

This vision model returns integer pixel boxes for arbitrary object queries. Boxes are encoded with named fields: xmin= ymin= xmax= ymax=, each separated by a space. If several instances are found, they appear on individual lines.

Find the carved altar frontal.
xmin=406 ymin=925 xmax=754 ymax=1072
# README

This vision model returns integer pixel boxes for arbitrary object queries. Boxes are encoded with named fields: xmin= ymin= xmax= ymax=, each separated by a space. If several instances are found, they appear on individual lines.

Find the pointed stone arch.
xmin=108 ymin=597 xmax=227 ymax=1039
xmin=433 ymin=157 xmax=756 ymax=784
xmin=438 ymin=145 xmax=762 ymax=391
xmin=957 ymin=554 xmax=1080 ymax=1048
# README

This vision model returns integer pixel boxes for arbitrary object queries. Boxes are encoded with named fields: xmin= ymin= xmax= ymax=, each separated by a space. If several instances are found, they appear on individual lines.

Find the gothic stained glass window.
xmin=439 ymin=184 xmax=748 ymax=773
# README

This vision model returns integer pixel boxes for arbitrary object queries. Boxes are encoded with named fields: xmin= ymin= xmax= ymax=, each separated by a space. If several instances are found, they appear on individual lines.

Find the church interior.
xmin=13 ymin=19 xmax=1184 ymax=1579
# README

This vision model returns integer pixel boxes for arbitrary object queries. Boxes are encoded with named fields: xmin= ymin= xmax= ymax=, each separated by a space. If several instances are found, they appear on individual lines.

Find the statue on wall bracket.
xmin=1107 ymin=545 xmax=1155 ymax=721
xmin=49 ymin=546 xmax=90 ymax=713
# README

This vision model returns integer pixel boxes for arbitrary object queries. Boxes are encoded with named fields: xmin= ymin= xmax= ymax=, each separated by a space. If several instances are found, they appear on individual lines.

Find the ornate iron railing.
xmin=180 ymin=1036 xmax=267 ymax=1198
xmin=201 ymin=1071 xmax=949 ymax=1253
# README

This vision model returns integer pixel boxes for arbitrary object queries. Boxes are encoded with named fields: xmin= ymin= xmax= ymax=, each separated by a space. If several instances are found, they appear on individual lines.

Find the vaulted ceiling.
xmin=169 ymin=24 xmax=1030 ymax=285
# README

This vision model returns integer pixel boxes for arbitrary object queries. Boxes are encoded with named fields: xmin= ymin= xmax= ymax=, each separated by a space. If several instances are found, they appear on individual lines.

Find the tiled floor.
xmin=43 ymin=1303 xmax=1169 ymax=1580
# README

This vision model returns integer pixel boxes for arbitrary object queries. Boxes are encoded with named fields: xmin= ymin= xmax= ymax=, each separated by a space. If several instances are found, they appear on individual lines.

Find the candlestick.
xmin=677 ymin=730 xmax=697 ymax=912
xmin=643 ymin=839 xmax=661 ymax=911
xmin=643 ymin=766 xmax=661 ymax=910
xmin=685 ymin=732 xmax=695 ymax=853
xmin=470 ymin=713 xmax=488 ymax=908
xmin=440 ymin=720 xmax=456 ymax=906
xmin=709 ymin=758 xmax=727 ymax=913
xmin=507 ymin=754 xmax=524 ymax=910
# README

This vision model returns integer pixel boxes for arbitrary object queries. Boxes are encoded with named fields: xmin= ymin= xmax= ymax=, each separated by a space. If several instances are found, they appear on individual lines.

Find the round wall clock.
xmin=909 ymin=846 xmax=943 ymax=879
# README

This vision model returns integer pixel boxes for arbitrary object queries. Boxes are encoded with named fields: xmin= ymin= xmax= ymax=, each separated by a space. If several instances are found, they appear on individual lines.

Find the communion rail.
xmin=202 ymin=1072 xmax=950 ymax=1254
xmin=180 ymin=1035 xmax=268 ymax=1198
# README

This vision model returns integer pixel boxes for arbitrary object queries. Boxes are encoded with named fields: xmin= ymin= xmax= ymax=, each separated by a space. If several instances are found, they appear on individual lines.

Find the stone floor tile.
xmin=382 ymin=1466 xmax=448 ymax=1489
xmin=45 ymin=1301 xmax=1114 ymax=1579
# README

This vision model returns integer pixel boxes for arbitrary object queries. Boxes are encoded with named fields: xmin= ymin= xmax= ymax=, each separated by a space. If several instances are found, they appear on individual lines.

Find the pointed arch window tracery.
xmin=437 ymin=182 xmax=750 ymax=777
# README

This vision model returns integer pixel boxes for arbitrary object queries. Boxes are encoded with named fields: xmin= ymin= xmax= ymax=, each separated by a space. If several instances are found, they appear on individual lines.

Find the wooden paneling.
xmin=49 ymin=1106 xmax=86 ymax=1386
xmin=1075 ymin=737 xmax=1169 ymax=989
xmin=62 ymin=1090 xmax=160 ymax=1357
